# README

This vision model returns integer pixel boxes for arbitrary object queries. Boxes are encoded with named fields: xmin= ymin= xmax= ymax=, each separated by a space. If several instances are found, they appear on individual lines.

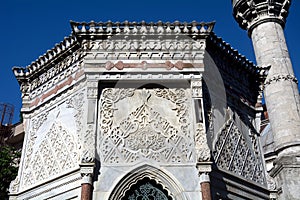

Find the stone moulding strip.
xmin=17 ymin=168 xmax=81 ymax=198
xmin=29 ymin=69 xmax=85 ymax=107
xmin=103 ymin=61 xmax=202 ymax=70
xmin=264 ymin=74 xmax=298 ymax=88
xmin=86 ymin=73 xmax=203 ymax=81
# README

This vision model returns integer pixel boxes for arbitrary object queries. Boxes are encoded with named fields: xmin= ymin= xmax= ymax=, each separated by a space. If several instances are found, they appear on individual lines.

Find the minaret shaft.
xmin=251 ymin=21 xmax=300 ymax=154
xmin=232 ymin=1 xmax=300 ymax=199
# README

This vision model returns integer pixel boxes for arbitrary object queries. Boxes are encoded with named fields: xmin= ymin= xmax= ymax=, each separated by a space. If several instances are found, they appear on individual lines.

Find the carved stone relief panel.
xmin=98 ymin=88 xmax=195 ymax=165
xmin=212 ymin=116 xmax=266 ymax=185
xmin=19 ymin=91 xmax=85 ymax=190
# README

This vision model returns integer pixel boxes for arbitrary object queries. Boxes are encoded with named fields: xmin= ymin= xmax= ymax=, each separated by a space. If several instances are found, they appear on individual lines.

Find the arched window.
xmin=122 ymin=177 xmax=172 ymax=200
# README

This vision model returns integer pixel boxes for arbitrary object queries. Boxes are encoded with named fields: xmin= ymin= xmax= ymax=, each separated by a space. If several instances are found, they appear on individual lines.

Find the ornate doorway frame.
xmin=109 ymin=164 xmax=188 ymax=200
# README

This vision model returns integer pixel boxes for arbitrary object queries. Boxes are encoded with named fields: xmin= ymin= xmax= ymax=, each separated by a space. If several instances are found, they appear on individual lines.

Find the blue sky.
xmin=1 ymin=0 xmax=300 ymax=123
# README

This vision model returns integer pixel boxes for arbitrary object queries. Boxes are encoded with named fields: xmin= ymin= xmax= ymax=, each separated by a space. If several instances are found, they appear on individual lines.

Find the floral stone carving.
xmin=99 ymin=88 xmax=194 ymax=165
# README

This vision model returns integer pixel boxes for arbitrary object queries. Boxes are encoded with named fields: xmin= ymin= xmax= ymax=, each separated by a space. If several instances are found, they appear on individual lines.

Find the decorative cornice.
xmin=208 ymin=33 xmax=270 ymax=79
xmin=13 ymin=35 xmax=79 ymax=80
xmin=70 ymin=20 xmax=215 ymax=38
xmin=232 ymin=0 xmax=292 ymax=34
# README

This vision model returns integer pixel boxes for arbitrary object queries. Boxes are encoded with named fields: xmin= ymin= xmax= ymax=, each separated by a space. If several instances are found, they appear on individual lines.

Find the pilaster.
xmin=79 ymin=79 xmax=98 ymax=200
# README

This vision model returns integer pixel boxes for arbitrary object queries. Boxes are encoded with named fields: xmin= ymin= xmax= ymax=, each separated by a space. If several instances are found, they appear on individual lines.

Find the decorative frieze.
xmin=100 ymin=61 xmax=201 ymax=71
xmin=85 ymin=37 xmax=206 ymax=51
xmin=82 ymin=34 xmax=207 ymax=64
xmin=13 ymin=35 xmax=78 ymax=77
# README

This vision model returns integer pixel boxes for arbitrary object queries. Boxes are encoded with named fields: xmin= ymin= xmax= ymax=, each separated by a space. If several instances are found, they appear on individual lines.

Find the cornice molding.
xmin=208 ymin=33 xmax=270 ymax=79
xmin=13 ymin=35 xmax=79 ymax=80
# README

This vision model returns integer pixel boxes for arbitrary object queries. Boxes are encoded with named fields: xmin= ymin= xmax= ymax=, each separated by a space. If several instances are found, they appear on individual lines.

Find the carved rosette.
xmin=99 ymin=88 xmax=194 ymax=165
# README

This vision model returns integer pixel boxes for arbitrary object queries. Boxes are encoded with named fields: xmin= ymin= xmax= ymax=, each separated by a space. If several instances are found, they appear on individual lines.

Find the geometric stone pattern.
xmin=213 ymin=118 xmax=266 ymax=185
xmin=18 ymin=92 xmax=84 ymax=190
xmin=22 ymin=122 xmax=78 ymax=187
xmin=99 ymin=88 xmax=195 ymax=165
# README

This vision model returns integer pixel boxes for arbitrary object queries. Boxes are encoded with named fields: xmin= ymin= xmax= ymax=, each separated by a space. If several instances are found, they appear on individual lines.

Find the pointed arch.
xmin=108 ymin=164 xmax=188 ymax=200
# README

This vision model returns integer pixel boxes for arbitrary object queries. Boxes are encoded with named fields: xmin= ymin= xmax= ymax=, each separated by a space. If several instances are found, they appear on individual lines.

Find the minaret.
xmin=232 ymin=0 xmax=300 ymax=199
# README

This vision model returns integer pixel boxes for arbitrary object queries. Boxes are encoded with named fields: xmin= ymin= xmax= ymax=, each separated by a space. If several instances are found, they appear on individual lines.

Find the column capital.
xmin=80 ymin=163 xmax=94 ymax=185
xmin=199 ymin=173 xmax=210 ymax=183
xmin=232 ymin=0 xmax=292 ymax=34
xmin=197 ymin=161 xmax=212 ymax=175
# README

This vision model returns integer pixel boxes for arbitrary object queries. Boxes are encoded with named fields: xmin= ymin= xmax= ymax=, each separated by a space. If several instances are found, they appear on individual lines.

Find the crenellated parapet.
xmin=232 ymin=0 xmax=292 ymax=34
xmin=71 ymin=20 xmax=215 ymax=38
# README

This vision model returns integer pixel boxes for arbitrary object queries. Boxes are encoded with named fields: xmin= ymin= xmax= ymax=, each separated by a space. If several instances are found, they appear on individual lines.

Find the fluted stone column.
xmin=232 ymin=0 xmax=300 ymax=199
